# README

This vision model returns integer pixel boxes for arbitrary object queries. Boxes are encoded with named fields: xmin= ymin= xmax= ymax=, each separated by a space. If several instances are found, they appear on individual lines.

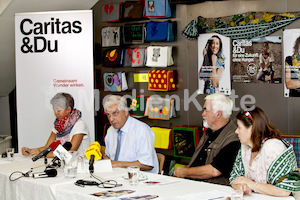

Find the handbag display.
xmin=123 ymin=0 xmax=144 ymax=20
xmin=127 ymin=96 xmax=149 ymax=117
xmin=101 ymin=27 xmax=121 ymax=47
xmin=123 ymin=48 xmax=133 ymax=67
xmin=102 ymin=48 xmax=125 ymax=67
xmin=148 ymin=70 xmax=176 ymax=91
xmin=144 ymin=0 xmax=172 ymax=18
xmin=101 ymin=3 xmax=124 ymax=23
xmin=148 ymin=96 xmax=176 ymax=120
xmin=123 ymin=23 xmax=146 ymax=44
xmin=151 ymin=127 xmax=173 ymax=149
xmin=145 ymin=46 xmax=174 ymax=67
xmin=172 ymin=126 xmax=200 ymax=159
xmin=123 ymin=47 xmax=146 ymax=67
xmin=146 ymin=20 xmax=175 ymax=42
xmin=103 ymin=72 xmax=128 ymax=92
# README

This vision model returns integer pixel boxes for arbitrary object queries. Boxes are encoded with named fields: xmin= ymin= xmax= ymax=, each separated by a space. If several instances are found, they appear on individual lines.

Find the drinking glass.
xmin=127 ymin=166 xmax=140 ymax=186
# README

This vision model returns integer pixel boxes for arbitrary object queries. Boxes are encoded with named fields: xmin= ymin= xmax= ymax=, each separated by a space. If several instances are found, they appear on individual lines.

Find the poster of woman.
xmin=198 ymin=33 xmax=231 ymax=94
xmin=283 ymin=29 xmax=300 ymax=97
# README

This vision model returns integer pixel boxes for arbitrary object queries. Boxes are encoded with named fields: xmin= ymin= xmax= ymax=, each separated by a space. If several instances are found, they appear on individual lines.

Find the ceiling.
xmin=0 ymin=0 xmax=98 ymax=97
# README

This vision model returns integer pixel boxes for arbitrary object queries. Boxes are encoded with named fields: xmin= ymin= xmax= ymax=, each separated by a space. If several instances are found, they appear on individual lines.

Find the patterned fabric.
xmin=54 ymin=109 xmax=82 ymax=138
xmin=182 ymin=11 xmax=300 ymax=40
xmin=292 ymin=54 xmax=300 ymax=66
xmin=282 ymin=136 xmax=300 ymax=168
xmin=230 ymin=139 xmax=300 ymax=192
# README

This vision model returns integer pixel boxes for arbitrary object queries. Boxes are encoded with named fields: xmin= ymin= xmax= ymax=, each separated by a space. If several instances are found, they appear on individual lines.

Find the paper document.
xmin=77 ymin=159 xmax=113 ymax=173
xmin=177 ymin=190 xmax=230 ymax=200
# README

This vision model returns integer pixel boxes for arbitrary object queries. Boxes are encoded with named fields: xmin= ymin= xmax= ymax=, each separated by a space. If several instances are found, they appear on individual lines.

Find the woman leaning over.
xmin=22 ymin=92 xmax=90 ymax=157
xmin=230 ymin=107 xmax=300 ymax=197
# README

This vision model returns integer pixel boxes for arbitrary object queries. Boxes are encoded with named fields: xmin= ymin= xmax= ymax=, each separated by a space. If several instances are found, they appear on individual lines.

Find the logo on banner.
xmin=247 ymin=63 xmax=257 ymax=76
xmin=19 ymin=18 xmax=82 ymax=53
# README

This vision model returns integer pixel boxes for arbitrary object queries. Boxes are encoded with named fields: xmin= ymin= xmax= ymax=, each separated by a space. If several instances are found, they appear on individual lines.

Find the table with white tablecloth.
xmin=0 ymin=154 xmax=295 ymax=200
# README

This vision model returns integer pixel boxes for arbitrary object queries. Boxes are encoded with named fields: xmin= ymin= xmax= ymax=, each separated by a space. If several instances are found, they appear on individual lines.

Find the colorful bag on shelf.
xmin=101 ymin=27 xmax=121 ymax=47
xmin=127 ymin=96 xmax=149 ymax=117
xmin=172 ymin=126 xmax=200 ymax=159
xmin=148 ymin=70 xmax=176 ymax=91
xmin=101 ymin=3 xmax=124 ymax=23
xmin=123 ymin=48 xmax=133 ymax=67
xmin=123 ymin=47 xmax=146 ymax=67
xmin=146 ymin=46 xmax=174 ymax=67
xmin=103 ymin=48 xmax=125 ymax=67
xmin=144 ymin=0 xmax=172 ymax=18
xmin=103 ymin=72 xmax=128 ymax=92
xmin=123 ymin=0 xmax=144 ymax=20
xmin=151 ymin=127 xmax=173 ymax=149
xmin=146 ymin=20 xmax=175 ymax=42
xmin=148 ymin=96 xmax=176 ymax=120
xmin=123 ymin=23 xmax=146 ymax=44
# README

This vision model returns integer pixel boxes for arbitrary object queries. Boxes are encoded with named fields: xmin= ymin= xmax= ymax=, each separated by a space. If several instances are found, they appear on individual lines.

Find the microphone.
xmin=32 ymin=140 xmax=61 ymax=162
xmin=46 ymin=142 xmax=72 ymax=168
xmin=89 ymin=155 xmax=95 ymax=173
xmin=33 ymin=168 xmax=57 ymax=178
xmin=84 ymin=142 xmax=102 ymax=173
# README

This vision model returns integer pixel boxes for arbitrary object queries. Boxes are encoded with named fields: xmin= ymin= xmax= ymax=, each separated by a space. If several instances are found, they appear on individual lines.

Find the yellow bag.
xmin=151 ymin=127 xmax=173 ymax=150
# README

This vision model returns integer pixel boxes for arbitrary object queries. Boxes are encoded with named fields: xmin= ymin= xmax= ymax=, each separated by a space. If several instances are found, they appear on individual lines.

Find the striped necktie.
xmin=114 ymin=129 xmax=122 ymax=161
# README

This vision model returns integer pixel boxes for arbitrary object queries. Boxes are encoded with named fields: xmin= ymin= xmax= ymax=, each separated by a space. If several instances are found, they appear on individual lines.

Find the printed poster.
xmin=283 ymin=29 xmax=300 ymax=97
xmin=15 ymin=11 xmax=95 ymax=152
xmin=232 ymin=36 xmax=282 ymax=84
xmin=198 ymin=33 xmax=231 ymax=95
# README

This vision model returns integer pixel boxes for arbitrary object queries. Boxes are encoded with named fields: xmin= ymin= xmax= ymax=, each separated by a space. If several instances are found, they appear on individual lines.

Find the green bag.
xmin=172 ymin=126 xmax=200 ymax=159
xmin=127 ymin=96 xmax=149 ymax=118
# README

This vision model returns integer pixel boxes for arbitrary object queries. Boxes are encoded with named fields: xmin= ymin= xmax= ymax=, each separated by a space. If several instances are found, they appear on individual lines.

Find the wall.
xmin=92 ymin=0 xmax=300 ymax=144
xmin=183 ymin=0 xmax=300 ymax=134
xmin=0 ymin=96 xmax=11 ymax=135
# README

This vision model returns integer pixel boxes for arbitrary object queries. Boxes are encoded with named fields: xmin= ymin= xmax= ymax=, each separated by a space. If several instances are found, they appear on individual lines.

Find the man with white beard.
xmin=174 ymin=93 xmax=240 ymax=186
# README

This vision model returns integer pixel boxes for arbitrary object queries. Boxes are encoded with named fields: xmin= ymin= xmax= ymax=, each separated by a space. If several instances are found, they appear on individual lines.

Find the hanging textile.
xmin=182 ymin=11 xmax=300 ymax=40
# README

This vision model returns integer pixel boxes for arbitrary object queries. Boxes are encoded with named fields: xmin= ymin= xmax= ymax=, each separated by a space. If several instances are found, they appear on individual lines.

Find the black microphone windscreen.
xmin=45 ymin=168 xmax=57 ymax=177
xmin=63 ymin=142 xmax=72 ymax=151
xmin=33 ymin=168 xmax=57 ymax=178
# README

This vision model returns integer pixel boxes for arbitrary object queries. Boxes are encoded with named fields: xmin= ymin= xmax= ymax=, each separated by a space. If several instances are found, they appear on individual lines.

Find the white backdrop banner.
xmin=15 ymin=10 xmax=95 ymax=152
